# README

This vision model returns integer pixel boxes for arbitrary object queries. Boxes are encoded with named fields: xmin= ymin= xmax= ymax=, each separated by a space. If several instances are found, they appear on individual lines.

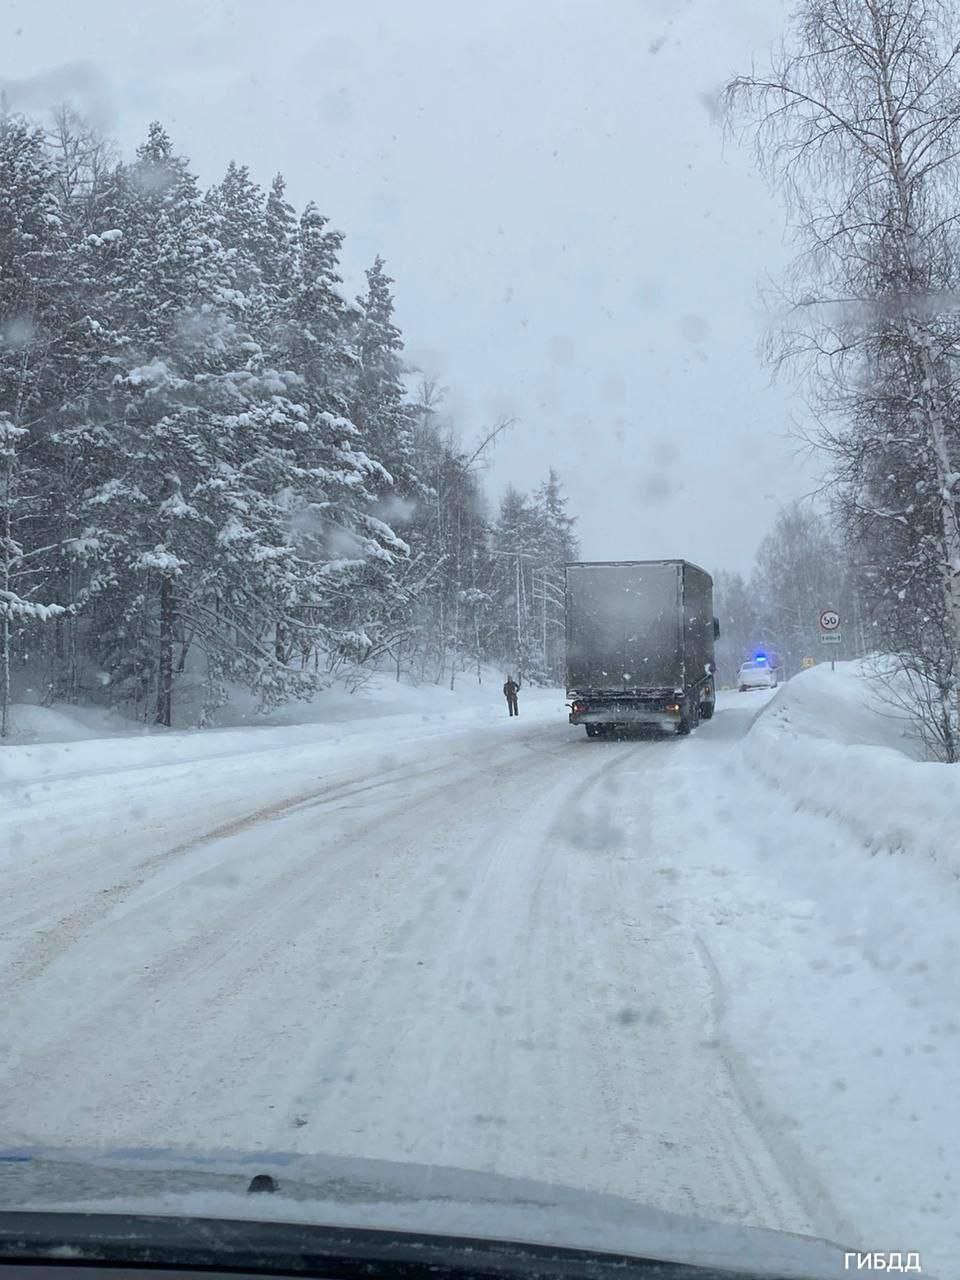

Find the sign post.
xmin=818 ymin=609 xmax=841 ymax=671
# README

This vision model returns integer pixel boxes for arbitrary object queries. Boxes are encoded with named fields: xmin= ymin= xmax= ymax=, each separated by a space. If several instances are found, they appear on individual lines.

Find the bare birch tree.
xmin=725 ymin=0 xmax=960 ymax=755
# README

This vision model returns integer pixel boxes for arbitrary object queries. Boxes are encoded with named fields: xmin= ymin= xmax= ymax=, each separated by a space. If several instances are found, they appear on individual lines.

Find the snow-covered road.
xmin=3 ymin=679 xmax=957 ymax=1272
xmin=0 ymin=692 xmax=836 ymax=1242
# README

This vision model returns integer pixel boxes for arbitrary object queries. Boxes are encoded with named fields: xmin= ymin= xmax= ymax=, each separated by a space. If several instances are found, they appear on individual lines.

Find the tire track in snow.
xmin=692 ymin=932 xmax=854 ymax=1248
xmin=414 ymin=737 xmax=660 ymax=1179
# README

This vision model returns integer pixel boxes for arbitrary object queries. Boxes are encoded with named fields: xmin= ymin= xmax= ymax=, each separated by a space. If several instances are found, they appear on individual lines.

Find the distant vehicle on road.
xmin=565 ymin=559 xmax=719 ymax=738
xmin=737 ymin=658 xmax=778 ymax=692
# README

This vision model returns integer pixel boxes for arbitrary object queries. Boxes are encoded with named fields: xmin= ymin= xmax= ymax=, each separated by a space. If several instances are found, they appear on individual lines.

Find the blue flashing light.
xmin=754 ymin=652 xmax=767 ymax=664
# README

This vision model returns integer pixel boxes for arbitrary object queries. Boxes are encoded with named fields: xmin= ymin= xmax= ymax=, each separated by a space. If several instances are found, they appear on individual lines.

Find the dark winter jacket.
xmin=503 ymin=679 xmax=520 ymax=699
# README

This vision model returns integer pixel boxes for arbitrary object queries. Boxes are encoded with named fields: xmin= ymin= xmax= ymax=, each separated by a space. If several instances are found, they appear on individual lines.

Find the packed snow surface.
xmin=1 ymin=664 xmax=956 ymax=1276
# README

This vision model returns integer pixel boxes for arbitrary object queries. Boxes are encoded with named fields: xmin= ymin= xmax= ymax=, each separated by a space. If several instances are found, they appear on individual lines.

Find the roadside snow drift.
xmin=744 ymin=662 xmax=960 ymax=875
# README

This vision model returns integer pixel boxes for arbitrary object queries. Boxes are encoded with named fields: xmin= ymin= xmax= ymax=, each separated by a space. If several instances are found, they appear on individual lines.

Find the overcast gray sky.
xmin=2 ymin=0 xmax=816 ymax=575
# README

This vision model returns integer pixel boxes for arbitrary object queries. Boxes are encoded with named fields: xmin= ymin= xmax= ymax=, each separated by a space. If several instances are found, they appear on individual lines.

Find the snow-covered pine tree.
xmin=206 ymin=161 xmax=267 ymax=298
xmin=351 ymin=256 xmax=417 ymax=496
xmin=32 ymin=128 xmax=130 ymax=706
xmin=244 ymin=172 xmax=298 ymax=382
xmin=204 ymin=160 xmax=299 ymax=687
xmin=290 ymin=202 xmax=353 ymax=405
xmin=262 ymin=175 xmax=298 ymax=320
xmin=0 ymin=114 xmax=80 ymax=734
xmin=531 ymin=469 xmax=577 ymax=683
xmin=490 ymin=487 xmax=542 ymax=681
xmin=277 ymin=203 xmax=410 ymax=678
xmin=486 ymin=474 xmax=578 ymax=685
xmin=85 ymin=124 xmax=323 ymax=723
xmin=82 ymin=123 xmax=225 ymax=723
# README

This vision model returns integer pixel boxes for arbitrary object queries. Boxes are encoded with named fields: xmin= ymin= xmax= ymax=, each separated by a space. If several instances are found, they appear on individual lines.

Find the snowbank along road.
xmin=2 ymin=681 xmax=957 ymax=1274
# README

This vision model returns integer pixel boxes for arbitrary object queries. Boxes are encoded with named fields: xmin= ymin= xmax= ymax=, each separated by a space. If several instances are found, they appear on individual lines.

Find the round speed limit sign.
xmin=819 ymin=609 xmax=840 ymax=632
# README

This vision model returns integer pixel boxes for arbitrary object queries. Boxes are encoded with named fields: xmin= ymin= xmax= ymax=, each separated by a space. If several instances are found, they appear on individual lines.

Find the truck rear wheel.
xmin=585 ymin=723 xmax=603 ymax=738
xmin=676 ymin=698 xmax=700 ymax=736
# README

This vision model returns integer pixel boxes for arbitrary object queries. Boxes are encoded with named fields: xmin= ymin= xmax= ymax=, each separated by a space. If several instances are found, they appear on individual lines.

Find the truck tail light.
xmin=666 ymin=702 xmax=680 ymax=713
xmin=572 ymin=701 xmax=587 ymax=714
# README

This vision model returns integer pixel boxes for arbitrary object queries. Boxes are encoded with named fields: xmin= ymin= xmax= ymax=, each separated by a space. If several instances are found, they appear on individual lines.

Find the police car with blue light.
xmin=737 ymin=652 xmax=778 ymax=691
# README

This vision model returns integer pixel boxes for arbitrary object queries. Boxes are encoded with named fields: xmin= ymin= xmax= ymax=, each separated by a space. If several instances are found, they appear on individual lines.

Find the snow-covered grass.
xmin=2 ymin=667 xmax=511 ymax=741
xmin=0 ymin=669 xmax=549 ymax=787
xmin=1 ymin=702 xmax=147 ymax=745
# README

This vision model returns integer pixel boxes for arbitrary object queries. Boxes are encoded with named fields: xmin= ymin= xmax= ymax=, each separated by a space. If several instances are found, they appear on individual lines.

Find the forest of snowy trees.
xmin=8 ymin=0 xmax=960 ymax=763
xmin=0 ymin=109 xmax=577 ymax=733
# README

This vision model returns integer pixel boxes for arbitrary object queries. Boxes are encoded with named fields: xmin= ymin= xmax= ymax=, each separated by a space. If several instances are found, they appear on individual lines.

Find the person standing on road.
xmin=503 ymin=675 xmax=521 ymax=717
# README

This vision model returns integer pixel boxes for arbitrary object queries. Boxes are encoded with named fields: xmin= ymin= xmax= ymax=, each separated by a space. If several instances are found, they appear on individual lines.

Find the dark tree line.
xmin=0 ymin=108 xmax=576 ymax=732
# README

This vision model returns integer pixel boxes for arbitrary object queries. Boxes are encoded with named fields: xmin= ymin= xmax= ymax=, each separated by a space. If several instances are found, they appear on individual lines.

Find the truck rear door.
xmin=565 ymin=561 xmax=682 ymax=692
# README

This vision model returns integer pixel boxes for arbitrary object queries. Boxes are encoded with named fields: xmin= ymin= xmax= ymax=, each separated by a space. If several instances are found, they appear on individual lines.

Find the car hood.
xmin=0 ymin=1146 xmax=850 ymax=1279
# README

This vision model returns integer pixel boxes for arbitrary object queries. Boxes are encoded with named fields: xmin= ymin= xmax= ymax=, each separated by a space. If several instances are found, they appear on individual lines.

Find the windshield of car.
xmin=1 ymin=3 xmax=956 ymax=1278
